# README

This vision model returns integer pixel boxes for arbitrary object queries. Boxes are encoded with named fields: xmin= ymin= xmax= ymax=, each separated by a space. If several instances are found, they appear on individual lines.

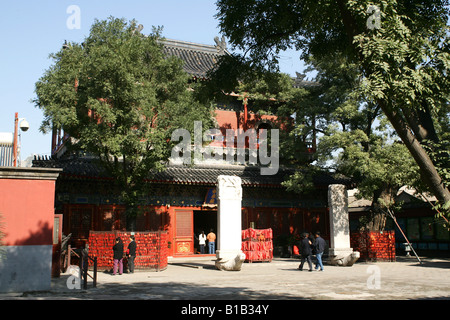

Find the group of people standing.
xmin=110 ymin=230 xmax=324 ymax=274
xmin=111 ymin=229 xmax=216 ymax=275
xmin=298 ymin=231 xmax=327 ymax=272
xmin=198 ymin=229 xmax=216 ymax=254
xmin=112 ymin=235 xmax=136 ymax=275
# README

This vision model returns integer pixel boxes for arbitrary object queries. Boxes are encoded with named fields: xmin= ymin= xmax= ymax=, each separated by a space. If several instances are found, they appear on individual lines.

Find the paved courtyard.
xmin=2 ymin=256 xmax=450 ymax=301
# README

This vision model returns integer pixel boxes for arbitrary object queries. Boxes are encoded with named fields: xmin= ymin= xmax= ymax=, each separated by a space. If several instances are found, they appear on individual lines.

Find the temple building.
xmin=32 ymin=38 xmax=351 ymax=257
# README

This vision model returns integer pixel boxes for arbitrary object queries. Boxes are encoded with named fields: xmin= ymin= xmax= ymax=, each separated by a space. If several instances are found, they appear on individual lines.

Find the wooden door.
xmin=174 ymin=210 xmax=194 ymax=255
xmin=52 ymin=214 xmax=63 ymax=278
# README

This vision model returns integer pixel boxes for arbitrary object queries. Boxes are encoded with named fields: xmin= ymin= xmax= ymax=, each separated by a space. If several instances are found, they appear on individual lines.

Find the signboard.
xmin=204 ymin=188 xmax=217 ymax=205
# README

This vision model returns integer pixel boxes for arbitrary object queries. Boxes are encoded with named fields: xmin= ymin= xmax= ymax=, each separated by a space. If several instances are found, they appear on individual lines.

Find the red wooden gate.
xmin=174 ymin=209 xmax=193 ymax=255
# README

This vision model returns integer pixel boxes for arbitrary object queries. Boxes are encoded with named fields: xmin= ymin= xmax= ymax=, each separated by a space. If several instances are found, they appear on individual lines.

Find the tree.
xmin=298 ymin=54 xmax=421 ymax=230
xmin=34 ymin=17 xmax=214 ymax=230
xmin=215 ymin=0 xmax=450 ymax=215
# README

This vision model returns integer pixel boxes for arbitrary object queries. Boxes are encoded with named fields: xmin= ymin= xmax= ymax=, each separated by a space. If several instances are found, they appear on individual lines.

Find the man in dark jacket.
xmin=112 ymin=237 xmax=124 ymax=275
xmin=314 ymin=231 xmax=326 ymax=271
xmin=127 ymin=235 xmax=137 ymax=273
xmin=298 ymin=233 xmax=313 ymax=271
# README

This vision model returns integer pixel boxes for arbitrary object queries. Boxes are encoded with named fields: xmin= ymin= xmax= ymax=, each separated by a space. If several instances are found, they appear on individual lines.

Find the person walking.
xmin=198 ymin=231 xmax=207 ymax=254
xmin=127 ymin=235 xmax=137 ymax=273
xmin=298 ymin=233 xmax=313 ymax=271
xmin=207 ymin=229 xmax=216 ymax=254
xmin=112 ymin=237 xmax=124 ymax=275
xmin=313 ymin=231 xmax=326 ymax=271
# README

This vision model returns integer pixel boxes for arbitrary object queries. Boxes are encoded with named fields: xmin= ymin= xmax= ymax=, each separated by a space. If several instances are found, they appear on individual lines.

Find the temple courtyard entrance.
xmin=4 ymin=256 xmax=449 ymax=301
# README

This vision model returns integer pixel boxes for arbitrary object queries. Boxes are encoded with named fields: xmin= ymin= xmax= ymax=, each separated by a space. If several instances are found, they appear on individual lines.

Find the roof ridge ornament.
xmin=214 ymin=36 xmax=227 ymax=55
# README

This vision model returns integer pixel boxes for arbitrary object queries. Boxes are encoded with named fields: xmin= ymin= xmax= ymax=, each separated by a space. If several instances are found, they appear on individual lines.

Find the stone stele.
xmin=328 ymin=184 xmax=360 ymax=266
xmin=215 ymin=175 xmax=246 ymax=271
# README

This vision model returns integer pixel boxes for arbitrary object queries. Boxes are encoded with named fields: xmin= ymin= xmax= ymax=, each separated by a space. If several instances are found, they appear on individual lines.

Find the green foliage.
xmin=281 ymin=167 xmax=318 ymax=195
xmin=215 ymin=0 xmax=450 ymax=211
xmin=320 ymin=129 xmax=419 ymax=196
xmin=33 ymin=17 xmax=214 ymax=222
xmin=198 ymin=54 xmax=307 ymax=109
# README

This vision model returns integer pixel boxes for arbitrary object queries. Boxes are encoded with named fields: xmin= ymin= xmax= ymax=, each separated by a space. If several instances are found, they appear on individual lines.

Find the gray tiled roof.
xmin=32 ymin=156 xmax=350 ymax=188
xmin=162 ymin=39 xmax=228 ymax=78
xmin=162 ymin=39 xmax=320 ymax=88
xmin=151 ymin=165 xmax=287 ymax=186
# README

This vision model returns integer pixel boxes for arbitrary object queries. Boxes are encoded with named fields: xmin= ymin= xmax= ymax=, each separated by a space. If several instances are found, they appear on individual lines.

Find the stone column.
xmin=215 ymin=175 xmax=246 ymax=271
xmin=328 ymin=184 xmax=360 ymax=266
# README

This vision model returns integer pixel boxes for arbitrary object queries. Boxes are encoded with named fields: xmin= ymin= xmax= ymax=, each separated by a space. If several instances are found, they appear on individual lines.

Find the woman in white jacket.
xmin=198 ymin=231 xmax=207 ymax=254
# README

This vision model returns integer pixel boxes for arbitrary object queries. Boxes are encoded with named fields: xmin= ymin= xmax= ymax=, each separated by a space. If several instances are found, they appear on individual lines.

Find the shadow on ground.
xmin=168 ymin=262 xmax=217 ymax=270
xmin=18 ymin=275 xmax=307 ymax=300
xmin=409 ymin=260 xmax=450 ymax=268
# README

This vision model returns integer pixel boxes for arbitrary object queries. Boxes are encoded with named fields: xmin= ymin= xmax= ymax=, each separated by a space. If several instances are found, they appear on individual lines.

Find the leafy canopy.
xmin=34 ymin=17 xmax=214 ymax=219
xmin=215 ymin=0 xmax=450 ymax=210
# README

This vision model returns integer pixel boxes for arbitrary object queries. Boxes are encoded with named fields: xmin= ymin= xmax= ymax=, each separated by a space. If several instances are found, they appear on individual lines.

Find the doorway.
xmin=194 ymin=210 xmax=217 ymax=254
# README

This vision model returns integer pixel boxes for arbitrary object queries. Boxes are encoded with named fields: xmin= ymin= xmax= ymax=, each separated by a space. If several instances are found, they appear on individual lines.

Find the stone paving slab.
xmin=2 ymin=256 xmax=450 ymax=301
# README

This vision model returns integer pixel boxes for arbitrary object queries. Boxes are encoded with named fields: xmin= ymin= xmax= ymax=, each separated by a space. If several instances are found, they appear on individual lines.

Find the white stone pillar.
xmin=215 ymin=175 xmax=246 ymax=271
xmin=328 ymin=184 xmax=360 ymax=266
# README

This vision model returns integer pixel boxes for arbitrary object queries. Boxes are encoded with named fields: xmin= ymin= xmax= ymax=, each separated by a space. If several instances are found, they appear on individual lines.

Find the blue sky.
xmin=0 ymin=1 xmax=305 ymax=161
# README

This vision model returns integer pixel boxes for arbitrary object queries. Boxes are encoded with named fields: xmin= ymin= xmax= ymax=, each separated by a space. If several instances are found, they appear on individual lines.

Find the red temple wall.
xmin=0 ymin=168 xmax=60 ymax=293
xmin=0 ymin=178 xmax=56 ymax=246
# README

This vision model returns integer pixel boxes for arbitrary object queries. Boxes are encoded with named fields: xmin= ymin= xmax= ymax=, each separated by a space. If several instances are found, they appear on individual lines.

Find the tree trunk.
xmin=378 ymin=101 xmax=450 ymax=205
xmin=336 ymin=1 xmax=450 ymax=206
xmin=359 ymin=185 xmax=392 ymax=232
xmin=125 ymin=206 xmax=137 ymax=232
xmin=363 ymin=211 xmax=387 ymax=232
